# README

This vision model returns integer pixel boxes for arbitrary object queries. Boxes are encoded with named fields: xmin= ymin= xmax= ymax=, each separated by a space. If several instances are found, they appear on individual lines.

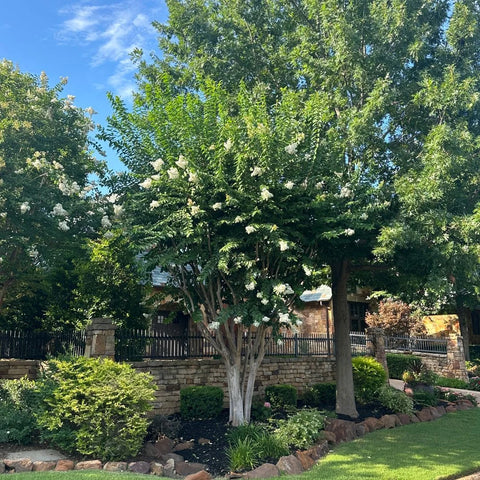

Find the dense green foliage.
xmin=377 ymin=385 xmax=414 ymax=415
xmin=352 ymin=357 xmax=387 ymax=403
xmin=0 ymin=378 xmax=40 ymax=444
xmin=273 ymin=409 xmax=326 ymax=450
xmin=386 ymin=353 xmax=423 ymax=380
xmin=36 ymin=357 xmax=156 ymax=460
xmin=265 ymin=384 xmax=298 ymax=411
xmin=303 ymin=383 xmax=336 ymax=409
xmin=180 ymin=385 xmax=224 ymax=420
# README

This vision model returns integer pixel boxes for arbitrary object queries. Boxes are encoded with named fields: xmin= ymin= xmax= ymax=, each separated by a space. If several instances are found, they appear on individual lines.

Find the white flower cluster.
xmin=273 ymin=283 xmax=294 ymax=296
xmin=245 ymin=225 xmax=256 ymax=234
xmin=251 ymin=166 xmax=263 ymax=177
xmin=150 ymin=158 xmax=164 ymax=171
xmin=260 ymin=187 xmax=273 ymax=201
xmin=58 ymin=220 xmax=69 ymax=231
xmin=58 ymin=177 xmax=81 ymax=196
xmin=20 ymin=202 xmax=31 ymax=214
xmin=51 ymin=203 xmax=68 ymax=217
xmin=176 ymin=155 xmax=187 ymax=169
xmin=208 ymin=321 xmax=220 ymax=331
xmin=344 ymin=228 xmax=355 ymax=236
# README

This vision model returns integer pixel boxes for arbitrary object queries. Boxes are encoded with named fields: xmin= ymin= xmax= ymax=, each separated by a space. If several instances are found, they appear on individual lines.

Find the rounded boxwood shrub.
xmin=180 ymin=385 xmax=224 ymax=420
xmin=303 ymin=382 xmax=336 ymax=408
xmin=386 ymin=353 xmax=422 ymax=380
xmin=36 ymin=356 xmax=156 ymax=461
xmin=265 ymin=384 xmax=297 ymax=410
xmin=352 ymin=356 xmax=387 ymax=403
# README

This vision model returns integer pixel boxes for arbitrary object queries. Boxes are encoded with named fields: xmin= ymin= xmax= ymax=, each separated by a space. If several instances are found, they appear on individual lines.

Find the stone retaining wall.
xmin=132 ymin=356 xmax=336 ymax=415
xmin=0 ymin=360 xmax=42 ymax=379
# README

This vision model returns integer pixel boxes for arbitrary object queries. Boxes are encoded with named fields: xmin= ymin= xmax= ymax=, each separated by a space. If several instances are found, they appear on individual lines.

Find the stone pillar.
xmin=446 ymin=335 xmax=468 ymax=381
xmin=84 ymin=317 xmax=117 ymax=359
xmin=365 ymin=327 xmax=389 ymax=380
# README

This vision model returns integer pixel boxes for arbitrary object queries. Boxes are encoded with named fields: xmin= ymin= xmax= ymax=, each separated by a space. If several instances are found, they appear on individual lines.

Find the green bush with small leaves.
xmin=352 ymin=356 xmax=387 ymax=404
xmin=0 ymin=378 xmax=40 ymax=445
xmin=435 ymin=376 xmax=469 ymax=389
xmin=180 ymin=385 xmax=224 ymax=420
xmin=36 ymin=357 xmax=156 ymax=461
xmin=274 ymin=409 xmax=325 ymax=449
xmin=303 ymin=382 xmax=336 ymax=408
xmin=265 ymin=384 xmax=298 ymax=410
xmin=377 ymin=384 xmax=414 ymax=414
xmin=386 ymin=353 xmax=422 ymax=379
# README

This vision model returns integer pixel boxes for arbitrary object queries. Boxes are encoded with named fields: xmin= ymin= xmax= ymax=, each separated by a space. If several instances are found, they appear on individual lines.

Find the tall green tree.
xmin=0 ymin=60 xmax=106 ymax=321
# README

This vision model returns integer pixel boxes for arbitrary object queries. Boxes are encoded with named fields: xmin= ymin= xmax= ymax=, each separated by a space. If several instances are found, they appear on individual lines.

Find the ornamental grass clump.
xmin=36 ymin=356 xmax=156 ymax=461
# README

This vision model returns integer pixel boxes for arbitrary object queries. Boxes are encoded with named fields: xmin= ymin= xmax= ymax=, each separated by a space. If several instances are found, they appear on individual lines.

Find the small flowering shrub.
xmin=377 ymin=384 xmax=414 ymax=414
xmin=251 ymin=399 xmax=273 ymax=421
xmin=180 ymin=385 xmax=224 ymax=419
xmin=36 ymin=357 xmax=156 ymax=461
xmin=468 ymin=377 xmax=480 ymax=391
xmin=273 ymin=409 xmax=325 ymax=449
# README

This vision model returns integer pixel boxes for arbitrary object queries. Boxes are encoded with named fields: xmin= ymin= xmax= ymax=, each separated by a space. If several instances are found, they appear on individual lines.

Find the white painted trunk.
xmin=226 ymin=363 xmax=246 ymax=426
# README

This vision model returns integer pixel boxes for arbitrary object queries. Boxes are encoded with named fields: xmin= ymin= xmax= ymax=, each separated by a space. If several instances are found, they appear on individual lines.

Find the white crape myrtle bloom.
xmin=224 ymin=138 xmax=233 ymax=151
xmin=277 ymin=339 xmax=284 ymax=346
xmin=190 ymin=204 xmax=201 ymax=216
xmin=251 ymin=166 xmax=263 ymax=177
xmin=284 ymin=142 xmax=298 ymax=155
xmin=339 ymin=186 xmax=352 ymax=198
xmin=85 ymin=106 xmax=96 ymax=116
xmin=261 ymin=298 xmax=269 ymax=305
xmin=303 ymin=265 xmax=312 ymax=276
xmin=256 ymin=292 xmax=263 ymax=299
xmin=279 ymin=240 xmax=289 ymax=251
xmin=316 ymin=181 xmax=325 ymax=189
xmin=234 ymin=216 xmax=243 ymax=223
xmin=233 ymin=316 xmax=243 ymax=324
xmin=212 ymin=202 xmax=222 ymax=210
xmin=188 ymin=171 xmax=198 ymax=183
xmin=176 ymin=155 xmax=188 ymax=169
xmin=140 ymin=178 xmax=153 ymax=189
xmin=273 ymin=283 xmax=294 ymax=296
xmin=245 ymin=225 xmax=256 ymax=234
xmin=20 ymin=202 xmax=30 ymax=214
xmin=260 ymin=187 xmax=273 ymax=201
xmin=262 ymin=316 xmax=270 ymax=323
xmin=107 ymin=193 xmax=119 ymax=203
xmin=296 ymin=320 xmax=303 ymax=327
xmin=279 ymin=313 xmax=290 ymax=324
xmin=150 ymin=200 xmax=160 ymax=210
xmin=51 ymin=203 xmax=68 ymax=217
xmin=208 ymin=321 xmax=220 ymax=331
xmin=245 ymin=281 xmax=256 ymax=291
xmin=253 ymin=321 xmax=260 ymax=328
xmin=113 ymin=204 xmax=123 ymax=217
xmin=0 ymin=212 xmax=6 ymax=218
xmin=168 ymin=167 xmax=180 ymax=180
xmin=58 ymin=220 xmax=70 ymax=231
xmin=285 ymin=181 xmax=294 ymax=190
xmin=150 ymin=158 xmax=164 ymax=171
xmin=360 ymin=212 xmax=368 ymax=220
xmin=32 ymin=159 xmax=43 ymax=170
xmin=344 ymin=228 xmax=355 ymax=236
xmin=101 ymin=215 xmax=112 ymax=228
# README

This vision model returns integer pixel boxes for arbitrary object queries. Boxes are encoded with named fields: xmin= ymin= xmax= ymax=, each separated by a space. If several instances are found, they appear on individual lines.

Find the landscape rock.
xmin=174 ymin=441 xmax=195 ymax=452
xmin=436 ymin=405 xmax=447 ymax=416
xmin=144 ymin=442 xmax=162 ymax=458
xmin=0 ymin=462 xmax=4 ymax=474
xmin=55 ymin=460 xmax=75 ymax=471
xmin=320 ymin=430 xmax=337 ymax=443
xmin=128 ymin=461 xmax=151 ymax=474
xmin=4 ymin=458 xmax=33 ymax=472
xmin=325 ymin=418 xmax=357 ymax=442
xmin=456 ymin=400 xmax=474 ymax=410
xmin=244 ymin=463 xmax=280 ymax=478
xmin=276 ymin=454 xmax=304 ymax=475
xmin=155 ymin=436 xmax=175 ymax=455
xmin=33 ymin=461 xmax=57 ymax=471
xmin=175 ymin=461 xmax=207 ymax=475
xmin=75 ymin=460 xmax=102 ymax=470
xmin=163 ymin=458 xmax=176 ymax=477
xmin=416 ymin=408 xmax=433 ymax=422
xmin=362 ymin=417 xmax=383 ymax=432
xmin=103 ymin=461 xmax=128 ymax=472
xmin=185 ymin=470 xmax=212 ymax=480
xmin=161 ymin=452 xmax=185 ymax=463
xmin=380 ymin=414 xmax=398 ymax=429
xmin=428 ymin=406 xmax=442 ymax=420
xmin=150 ymin=462 xmax=165 ymax=476
xmin=396 ymin=414 xmax=412 ymax=425
xmin=295 ymin=450 xmax=315 ymax=470
xmin=198 ymin=438 xmax=211 ymax=445
xmin=355 ymin=423 xmax=367 ymax=437
xmin=410 ymin=413 xmax=420 ymax=423
xmin=446 ymin=404 xmax=458 ymax=413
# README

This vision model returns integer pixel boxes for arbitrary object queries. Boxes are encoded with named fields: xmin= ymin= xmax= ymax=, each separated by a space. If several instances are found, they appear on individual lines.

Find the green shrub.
xmin=227 ymin=422 xmax=265 ymax=444
xmin=180 ymin=385 xmax=224 ymax=420
xmin=0 ymin=378 xmax=40 ymax=445
xmin=36 ymin=356 xmax=156 ymax=461
xmin=386 ymin=353 xmax=422 ymax=379
xmin=227 ymin=437 xmax=259 ymax=472
xmin=274 ymin=409 xmax=325 ymax=449
xmin=251 ymin=399 xmax=273 ymax=422
xmin=435 ymin=376 xmax=469 ymax=389
xmin=265 ymin=384 xmax=298 ymax=410
xmin=352 ymin=356 xmax=387 ymax=403
xmin=413 ymin=390 xmax=438 ymax=407
xmin=303 ymin=382 xmax=336 ymax=408
xmin=377 ymin=384 xmax=414 ymax=414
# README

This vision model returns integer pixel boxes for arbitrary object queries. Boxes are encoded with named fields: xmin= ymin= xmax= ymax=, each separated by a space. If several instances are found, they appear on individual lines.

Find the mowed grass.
xmin=9 ymin=409 xmax=480 ymax=480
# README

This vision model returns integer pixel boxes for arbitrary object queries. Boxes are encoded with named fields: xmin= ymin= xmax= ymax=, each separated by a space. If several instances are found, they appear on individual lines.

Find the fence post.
xmin=365 ymin=327 xmax=389 ymax=380
xmin=446 ymin=335 xmax=468 ymax=381
xmin=84 ymin=317 xmax=117 ymax=360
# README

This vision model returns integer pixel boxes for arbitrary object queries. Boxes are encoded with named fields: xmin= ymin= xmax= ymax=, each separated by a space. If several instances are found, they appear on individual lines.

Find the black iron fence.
xmin=385 ymin=334 xmax=447 ymax=354
xmin=0 ymin=330 xmax=86 ymax=360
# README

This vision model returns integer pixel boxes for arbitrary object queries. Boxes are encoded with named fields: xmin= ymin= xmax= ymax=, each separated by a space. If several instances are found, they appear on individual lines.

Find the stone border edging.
xmin=0 ymin=399 xmax=475 ymax=479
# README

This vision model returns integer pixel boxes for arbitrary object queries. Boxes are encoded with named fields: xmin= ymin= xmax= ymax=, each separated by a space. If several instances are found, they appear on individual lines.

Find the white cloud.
xmin=58 ymin=1 xmax=162 ymax=98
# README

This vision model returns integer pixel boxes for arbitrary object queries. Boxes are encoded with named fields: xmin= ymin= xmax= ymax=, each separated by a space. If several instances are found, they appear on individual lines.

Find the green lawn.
xmin=9 ymin=409 xmax=480 ymax=480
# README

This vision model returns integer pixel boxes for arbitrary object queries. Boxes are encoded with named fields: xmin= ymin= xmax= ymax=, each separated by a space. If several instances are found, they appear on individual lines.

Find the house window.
xmin=472 ymin=311 xmax=480 ymax=336
xmin=349 ymin=302 xmax=368 ymax=332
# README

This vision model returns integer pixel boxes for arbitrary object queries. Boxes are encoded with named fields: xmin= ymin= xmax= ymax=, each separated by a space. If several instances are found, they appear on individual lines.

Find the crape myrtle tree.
xmin=134 ymin=0 xmax=452 ymax=418
xmin=102 ymin=79 xmax=325 ymax=425
xmin=0 ymin=60 xmax=107 ymax=322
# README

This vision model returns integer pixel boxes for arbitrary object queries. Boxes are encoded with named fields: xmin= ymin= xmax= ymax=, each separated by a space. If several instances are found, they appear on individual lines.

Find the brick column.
xmin=365 ymin=327 xmax=389 ymax=380
xmin=446 ymin=335 xmax=468 ymax=381
xmin=84 ymin=317 xmax=117 ymax=359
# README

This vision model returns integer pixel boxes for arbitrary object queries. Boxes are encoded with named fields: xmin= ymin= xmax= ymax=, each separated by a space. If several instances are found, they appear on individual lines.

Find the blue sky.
xmin=0 ymin=1 xmax=168 ymax=172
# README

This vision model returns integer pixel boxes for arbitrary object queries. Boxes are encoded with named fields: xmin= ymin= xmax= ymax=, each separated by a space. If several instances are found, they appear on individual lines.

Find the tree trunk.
xmin=456 ymin=298 xmax=471 ymax=361
xmin=225 ymin=361 xmax=246 ymax=426
xmin=331 ymin=259 xmax=358 ymax=419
